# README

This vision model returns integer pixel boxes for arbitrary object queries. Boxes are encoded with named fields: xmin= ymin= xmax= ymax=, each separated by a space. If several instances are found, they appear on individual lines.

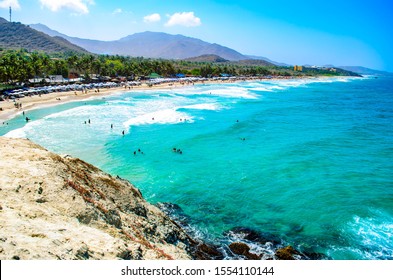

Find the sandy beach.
xmin=0 ymin=82 xmax=193 ymax=123
xmin=0 ymin=76 xmax=278 ymax=123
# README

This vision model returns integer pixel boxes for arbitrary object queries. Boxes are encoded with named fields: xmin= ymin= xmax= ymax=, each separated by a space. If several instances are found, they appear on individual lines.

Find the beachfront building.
xmin=294 ymin=65 xmax=303 ymax=71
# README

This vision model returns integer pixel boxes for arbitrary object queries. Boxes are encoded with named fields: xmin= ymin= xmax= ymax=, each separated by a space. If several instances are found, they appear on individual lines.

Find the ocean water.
xmin=1 ymin=76 xmax=393 ymax=259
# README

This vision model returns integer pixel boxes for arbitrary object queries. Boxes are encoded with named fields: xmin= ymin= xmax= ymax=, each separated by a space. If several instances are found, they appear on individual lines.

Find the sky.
xmin=0 ymin=0 xmax=392 ymax=71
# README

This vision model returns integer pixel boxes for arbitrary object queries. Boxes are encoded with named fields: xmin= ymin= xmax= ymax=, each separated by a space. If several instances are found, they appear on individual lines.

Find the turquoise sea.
xmin=1 ymin=76 xmax=392 ymax=259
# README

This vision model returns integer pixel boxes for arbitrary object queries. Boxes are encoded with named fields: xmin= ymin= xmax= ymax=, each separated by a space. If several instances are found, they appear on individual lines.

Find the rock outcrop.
xmin=0 ymin=137 xmax=200 ymax=260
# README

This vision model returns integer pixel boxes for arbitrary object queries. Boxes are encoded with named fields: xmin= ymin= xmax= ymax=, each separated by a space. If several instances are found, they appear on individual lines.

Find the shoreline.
xmin=0 ymin=76 xmax=318 ymax=123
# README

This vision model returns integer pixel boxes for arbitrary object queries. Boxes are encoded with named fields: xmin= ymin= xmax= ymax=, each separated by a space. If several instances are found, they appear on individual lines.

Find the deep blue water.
xmin=1 ymin=76 xmax=392 ymax=259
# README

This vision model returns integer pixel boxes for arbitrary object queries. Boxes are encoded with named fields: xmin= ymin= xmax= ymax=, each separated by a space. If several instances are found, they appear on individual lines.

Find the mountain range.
xmin=30 ymin=23 xmax=248 ymax=61
xmin=1 ymin=18 xmax=390 ymax=75
xmin=337 ymin=66 xmax=393 ymax=76
xmin=0 ymin=18 xmax=87 ymax=54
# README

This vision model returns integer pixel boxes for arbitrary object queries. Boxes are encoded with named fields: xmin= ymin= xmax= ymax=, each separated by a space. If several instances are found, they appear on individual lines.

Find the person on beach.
xmin=88 ymin=119 xmax=90 ymax=124
xmin=25 ymin=117 xmax=30 ymax=122
xmin=122 ymin=130 xmax=125 ymax=136
xmin=111 ymin=124 xmax=113 ymax=129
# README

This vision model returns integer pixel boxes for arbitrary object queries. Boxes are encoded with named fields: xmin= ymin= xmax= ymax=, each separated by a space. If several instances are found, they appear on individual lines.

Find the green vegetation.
xmin=0 ymin=20 xmax=88 ymax=54
xmin=0 ymin=49 xmax=360 ymax=86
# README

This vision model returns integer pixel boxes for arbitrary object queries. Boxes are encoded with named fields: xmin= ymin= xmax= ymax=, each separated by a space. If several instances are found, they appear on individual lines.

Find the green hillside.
xmin=184 ymin=54 xmax=229 ymax=63
xmin=0 ymin=18 xmax=88 ymax=54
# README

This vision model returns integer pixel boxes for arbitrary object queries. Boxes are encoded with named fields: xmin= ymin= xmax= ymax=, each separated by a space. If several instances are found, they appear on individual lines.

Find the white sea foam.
xmin=4 ymin=119 xmax=45 ymax=138
xmin=181 ymin=103 xmax=222 ymax=111
xmin=4 ymin=127 xmax=27 ymax=138
xmin=240 ymin=79 xmax=318 ymax=92
xmin=252 ymin=85 xmax=286 ymax=92
xmin=247 ymin=77 xmax=360 ymax=92
xmin=174 ymin=85 xmax=259 ymax=99
xmin=328 ymin=211 xmax=393 ymax=259
xmin=348 ymin=213 xmax=393 ymax=259
xmin=123 ymin=109 xmax=193 ymax=127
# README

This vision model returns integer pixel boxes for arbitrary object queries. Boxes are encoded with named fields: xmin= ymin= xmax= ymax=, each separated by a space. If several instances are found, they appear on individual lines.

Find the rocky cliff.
xmin=0 ymin=137 xmax=213 ymax=260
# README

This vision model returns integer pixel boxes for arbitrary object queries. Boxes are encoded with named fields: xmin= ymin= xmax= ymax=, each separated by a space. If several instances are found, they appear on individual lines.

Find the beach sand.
xmin=0 ymin=82 xmax=185 ymax=123
xmin=0 ymin=76 xmax=300 ymax=123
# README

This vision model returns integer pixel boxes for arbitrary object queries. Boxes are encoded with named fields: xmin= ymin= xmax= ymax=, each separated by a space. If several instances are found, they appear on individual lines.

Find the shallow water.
xmin=2 ymin=76 xmax=393 ymax=259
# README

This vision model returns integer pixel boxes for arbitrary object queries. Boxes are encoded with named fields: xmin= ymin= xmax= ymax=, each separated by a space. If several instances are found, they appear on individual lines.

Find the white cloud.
xmin=39 ymin=0 xmax=94 ymax=14
xmin=0 ymin=0 xmax=21 ymax=10
xmin=165 ymin=12 xmax=201 ymax=27
xmin=143 ymin=13 xmax=161 ymax=23
xmin=112 ymin=8 xmax=122 ymax=15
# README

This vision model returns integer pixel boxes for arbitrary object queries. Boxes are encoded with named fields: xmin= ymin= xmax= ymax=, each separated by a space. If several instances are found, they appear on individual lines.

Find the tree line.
xmin=0 ymin=49 xmax=328 ymax=86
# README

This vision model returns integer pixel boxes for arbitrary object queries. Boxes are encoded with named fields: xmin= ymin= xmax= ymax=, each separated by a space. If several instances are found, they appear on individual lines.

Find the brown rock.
xmin=229 ymin=242 xmax=261 ymax=260
xmin=194 ymin=243 xmax=223 ymax=260
xmin=275 ymin=246 xmax=300 ymax=260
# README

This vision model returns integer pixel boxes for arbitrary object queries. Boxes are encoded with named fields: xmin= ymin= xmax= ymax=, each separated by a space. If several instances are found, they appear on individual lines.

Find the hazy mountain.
xmin=338 ymin=66 xmax=392 ymax=76
xmin=0 ymin=19 xmax=88 ymax=54
xmin=30 ymin=24 xmax=248 ymax=61
xmin=246 ymin=55 xmax=289 ymax=66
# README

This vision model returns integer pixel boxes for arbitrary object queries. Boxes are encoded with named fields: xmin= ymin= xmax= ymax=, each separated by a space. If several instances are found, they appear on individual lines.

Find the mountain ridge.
xmin=30 ymin=24 xmax=248 ymax=61
xmin=338 ymin=66 xmax=392 ymax=76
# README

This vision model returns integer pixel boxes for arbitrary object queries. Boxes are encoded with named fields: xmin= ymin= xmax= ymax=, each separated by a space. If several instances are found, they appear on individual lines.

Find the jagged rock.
xmin=156 ymin=203 xmax=191 ymax=228
xmin=194 ymin=243 xmax=224 ymax=260
xmin=229 ymin=242 xmax=261 ymax=260
xmin=76 ymin=244 xmax=90 ymax=260
xmin=35 ymin=198 xmax=47 ymax=203
xmin=0 ymin=137 xmax=197 ymax=260
xmin=117 ymin=250 xmax=133 ymax=260
xmin=127 ymin=204 xmax=148 ymax=218
xmin=76 ymin=210 xmax=98 ymax=225
xmin=104 ymin=209 xmax=122 ymax=229
xmin=275 ymin=246 xmax=300 ymax=260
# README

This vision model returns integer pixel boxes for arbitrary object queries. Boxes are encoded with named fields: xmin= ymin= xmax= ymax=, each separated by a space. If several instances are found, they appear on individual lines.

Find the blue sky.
xmin=1 ymin=0 xmax=392 ymax=71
